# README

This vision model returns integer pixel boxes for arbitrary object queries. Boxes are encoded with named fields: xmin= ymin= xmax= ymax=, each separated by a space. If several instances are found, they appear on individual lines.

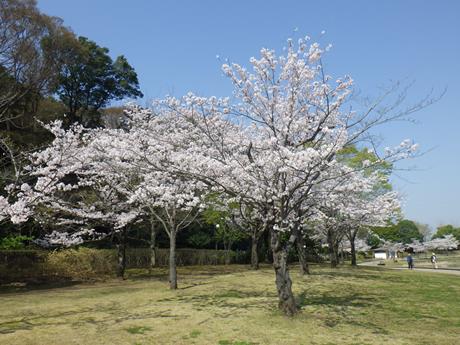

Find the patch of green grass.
xmin=0 ymin=264 xmax=459 ymax=344
xmin=218 ymin=340 xmax=254 ymax=345
xmin=215 ymin=289 xmax=245 ymax=298
xmin=190 ymin=329 xmax=201 ymax=338
xmin=125 ymin=326 xmax=152 ymax=334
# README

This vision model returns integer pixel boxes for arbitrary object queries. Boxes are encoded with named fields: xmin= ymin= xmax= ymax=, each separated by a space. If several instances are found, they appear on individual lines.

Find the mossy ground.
xmin=0 ymin=264 xmax=459 ymax=345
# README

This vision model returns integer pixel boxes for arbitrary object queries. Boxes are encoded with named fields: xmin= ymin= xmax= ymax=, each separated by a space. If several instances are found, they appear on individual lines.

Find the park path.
xmin=359 ymin=261 xmax=460 ymax=276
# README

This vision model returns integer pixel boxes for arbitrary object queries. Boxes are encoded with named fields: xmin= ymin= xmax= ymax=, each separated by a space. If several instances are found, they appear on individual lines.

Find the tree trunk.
xmin=350 ymin=235 xmax=357 ymax=266
xmin=327 ymin=231 xmax=337 ymax=268
xmin=251 ymin=233 xmax=259 ymax=270
xmin=149 ymin=222 xmax=157 ymax=270
xmin=334 ymin=242 xmax=340 ymax=266
xmin=265 ymin=229 xmax=273 ymax=263
xmin=329 ymin=246 xmax=338 ymax=268
xmin=169 ymin=230 xmax=177 ymax=289
xmin=116 ymin=231 xmax=126 ymax=279
xmin=271 ymin=230 xmax=297 ymax=316
xmin=296 ymin=233 xmax=310 ymax=275
xmin=222 ymin=238 xmax=233 ymax=265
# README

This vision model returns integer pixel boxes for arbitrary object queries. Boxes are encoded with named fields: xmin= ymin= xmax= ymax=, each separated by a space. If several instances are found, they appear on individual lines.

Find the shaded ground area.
xmin=0 ymin=265 xmax=459 ymax=345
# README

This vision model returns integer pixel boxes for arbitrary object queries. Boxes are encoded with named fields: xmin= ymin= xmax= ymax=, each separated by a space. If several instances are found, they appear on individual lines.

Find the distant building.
xmin=374 ymin=249 xmax=387 ymax=260
xmin=373 ymin=247 xmax=400 ymax=260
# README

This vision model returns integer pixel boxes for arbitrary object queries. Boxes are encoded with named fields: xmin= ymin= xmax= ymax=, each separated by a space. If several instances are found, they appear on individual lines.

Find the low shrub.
xmin=0 ymin=236 xmax=34 ymax=250
xmin=0 ymin=247 xmax=249 ymax=282
xmin=45 ymin=248 xmax=117 ymax=280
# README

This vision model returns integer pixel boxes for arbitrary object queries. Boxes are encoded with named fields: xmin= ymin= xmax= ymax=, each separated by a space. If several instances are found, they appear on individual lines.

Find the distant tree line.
xmin=0 ymin=0 xmax=142 ymax=241
xmin=0 ymin=0 xmax=142 ymax=148
xmin=370 ymin=220 xmax=460 ymax=245
xmin=432 ymin=224 xmax=460 ymax=242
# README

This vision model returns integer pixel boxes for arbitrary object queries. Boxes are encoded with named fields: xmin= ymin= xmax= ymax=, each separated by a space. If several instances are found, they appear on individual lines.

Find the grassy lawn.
xmin=0 ymin=265 xmax=459 ymax=345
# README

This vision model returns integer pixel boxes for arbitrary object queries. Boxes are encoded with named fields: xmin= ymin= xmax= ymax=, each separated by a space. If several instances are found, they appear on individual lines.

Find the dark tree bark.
xmin=149 ymin=221 xmax=157 ymax=270
xmin=329 ymin=245 xmax=338 ymax=268
xmin=116 ymin=230 xmax=127 ymax=279
xmin=250 ymin=232 xmax=260 ymax=270
xmin=334 ymin=242 xmax=340 ymax=266
xmin=295 ymin=230 xmax=310 ymax=275
xmin=327 ymin=229 xmax=339 ymax=268
xmin=265 ymin=229 xmax=273 ymax=264
xmin=169 ymin=230 xmax=177 ymax=289
xmin=224 ymin=239 xmax=233 ymax=265
xmin=350 ymin=233 xmax=357 ymax=266
xmin=270 ymin=230 xmax=297 ymax=316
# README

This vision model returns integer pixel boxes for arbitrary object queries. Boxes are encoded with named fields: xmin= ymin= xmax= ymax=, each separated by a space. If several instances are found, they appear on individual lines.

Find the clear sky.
xmin=37 ymin=0 xmax=460 ymax=230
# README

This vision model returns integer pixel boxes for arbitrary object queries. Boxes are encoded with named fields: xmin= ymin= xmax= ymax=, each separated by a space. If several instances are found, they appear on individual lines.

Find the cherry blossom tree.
xmin=5 ymin=36 xmax=430 ymax=316
xmin=129 ymin=38 xmax=421 ymax=315
xmin=8 ymin=121 xmax=141 ymax=277
xmin=91 ymin=107 xmax=207 ymax=289
xmin=414 ymin=235 xmax=459 ymax=252
xmin=128 ymin=173 xmax=204 ymax=289
xmin=305 ymin=162 xmax=399 ymax=267
xmin=343 ymin=190 xmax=399 ymax=266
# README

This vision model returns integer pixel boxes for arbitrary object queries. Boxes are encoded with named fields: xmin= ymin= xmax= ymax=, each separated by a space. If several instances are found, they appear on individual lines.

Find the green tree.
xmin=0 ymin=0 xmax=72 ymax=123
xmin=0 ymin=0 xmax=73 ymax=184
xmin=186 ymin=231 xmax=212 ymax=248
xmin=202 ymin=200 xmax=247 ymax=264
xmin=366 ymin=231 xmax=382 ymax=248
xmin=372 ymin=219 xmax=423 ymax=244
xmin=338 ymin=146 xmax=395 ymax=265
xmin=433 ymin=225 xmax=460 ymax=241
xmin=395 ymin=220 xmax=423 ymax=243
xmin=55 ymin=37 xmax=143 ymax=127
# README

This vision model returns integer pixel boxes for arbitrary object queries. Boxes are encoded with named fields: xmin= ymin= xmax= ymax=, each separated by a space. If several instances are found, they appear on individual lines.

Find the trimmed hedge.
xmin=0 ymin=247 xmax=249 ymax=282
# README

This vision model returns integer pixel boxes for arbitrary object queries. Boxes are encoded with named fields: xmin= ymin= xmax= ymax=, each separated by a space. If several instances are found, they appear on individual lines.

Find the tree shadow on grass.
xmin=309 ymin=268 xmax=390 ymax=283
xmin=296 ymin=290 xmax=391 ymax=334
xmin=0 ymin=279 xmax=82 ymax=294
xmin=157 ymin=288 xmax=278 ymax=313
xmin=296 ymin=290 xmax=378 ymax=310
xmin=0 ymin=303 xmax=188 ymax=335
xmin=127 ymin=266 xmax=244 ymax=280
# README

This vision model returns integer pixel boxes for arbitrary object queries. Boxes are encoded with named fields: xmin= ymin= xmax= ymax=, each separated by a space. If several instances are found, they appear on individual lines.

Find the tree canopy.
xmin=55 ymin=37 xmax=143 ymax=128
xmin=372 ymin=219 xmax=423 ymax=244
xmin=433 ymin=225 xmax=460 ymax=241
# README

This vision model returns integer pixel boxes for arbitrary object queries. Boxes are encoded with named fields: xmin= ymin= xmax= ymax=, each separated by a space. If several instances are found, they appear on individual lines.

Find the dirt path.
xmin=359 ymin=261 xmax=460 ymax=276
xmin=390 ymin=267 xmax=460 ymax=275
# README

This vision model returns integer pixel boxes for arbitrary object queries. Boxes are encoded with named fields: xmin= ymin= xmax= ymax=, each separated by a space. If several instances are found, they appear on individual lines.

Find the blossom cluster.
xmin=2 ymin=38 xmax=415 ymax=248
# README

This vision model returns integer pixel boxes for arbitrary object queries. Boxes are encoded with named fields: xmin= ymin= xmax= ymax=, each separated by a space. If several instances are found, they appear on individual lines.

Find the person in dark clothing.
xmin=406 ymin=253 xmax=414 ymax=269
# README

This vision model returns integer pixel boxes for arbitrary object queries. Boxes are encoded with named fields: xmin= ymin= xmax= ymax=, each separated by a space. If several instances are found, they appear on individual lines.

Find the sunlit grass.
xmin=0 ymin=264 xmax=459 ymax=344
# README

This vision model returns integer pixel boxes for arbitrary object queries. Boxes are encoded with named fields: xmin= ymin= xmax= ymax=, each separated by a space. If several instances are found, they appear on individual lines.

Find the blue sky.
xmin=38 ymin=0 xmax=460 ymax=230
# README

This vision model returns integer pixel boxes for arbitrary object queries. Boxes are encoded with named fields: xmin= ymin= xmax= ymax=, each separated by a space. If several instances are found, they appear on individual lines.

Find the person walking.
xmin=430 ymin=252 xmax=438 ymax=269
xmin=406 ymin=253 xmax=414 ymax=270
